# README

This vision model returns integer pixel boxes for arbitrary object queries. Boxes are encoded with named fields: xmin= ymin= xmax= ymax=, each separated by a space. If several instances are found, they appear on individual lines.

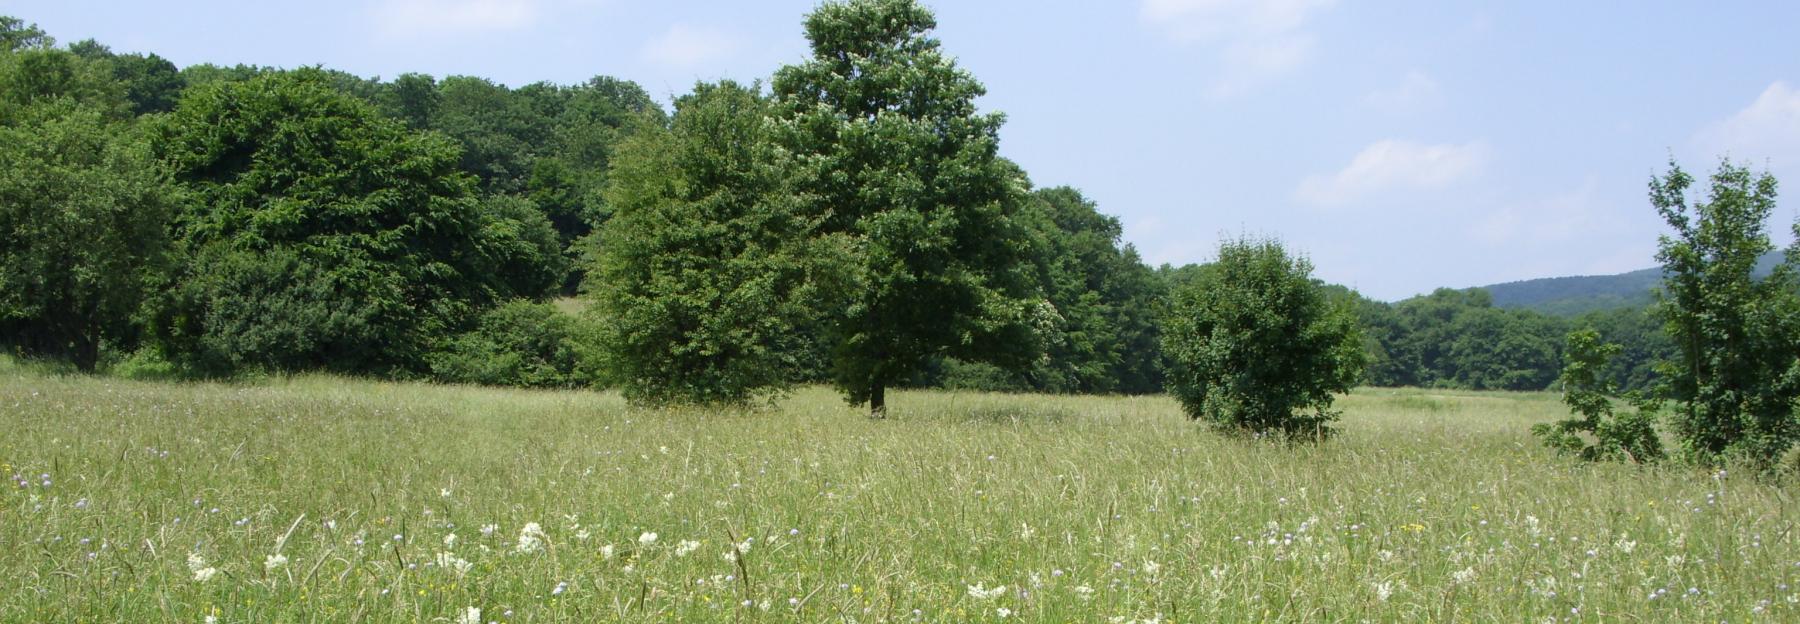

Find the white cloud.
xmin=1296 ymin=139 xmax=1489 ymax=206
xmin=640 ymin=23 xmax=744 ymax=69
xmin=370 ymin=0 xmax=543 ymax=39
xmin=1363 ymin=70 xmax=1442 ymax=114
xmin=1139 ymin=0 xmax=1336 ymax=97
xmin=1693 ymin=81 xmax=1800 ymax=175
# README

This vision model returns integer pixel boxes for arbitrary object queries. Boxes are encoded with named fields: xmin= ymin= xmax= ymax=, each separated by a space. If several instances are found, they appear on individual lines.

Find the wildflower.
xmin=1143 ymin=560 xmax=1162 ymax=575
xmin=639 ymin=531 xmax=658 ymax=545
xmin=455 ymin=606 xmax=482 ymax=624
xmin=967 ymin=583 xmax=1007 ymax=600
xmin=444 ymin=533 xmax=459 ymax=549
xmin=997 ymin=607 xmax=1013 ymax=618
xmin=1451 ymin=567 xmax=1476 ymax=585
xmin=440 ymin=488 xmax=452 ymax=498
xmin=676 ymin=540 xmax=701 ymax=557
xmin=1614 ymin=534 xmax=1636 ymax=554
xmin=552 ymin=581 xmax=568 ymax=596
xmin=265 ymin=554 xmax=288 ymax=571
xmin=1073 ymin=584 xmax=1095 ymax=599
xmin=186 ymin=552 xmax=219 ymax=583
xmin=516 ymin=523 xmax=546 ymax=554
xmin=600 ymin=544 xmax=616 ymax=559
xmin=480 ymin=524 xmax=498 ymax=537
xmin=1373 ymin=581 xmax=1395 ymax=602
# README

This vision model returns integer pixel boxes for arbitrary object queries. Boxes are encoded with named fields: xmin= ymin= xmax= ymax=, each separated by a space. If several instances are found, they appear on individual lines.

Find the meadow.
xmin=2 ymin=363 xmax=1796 ymax=623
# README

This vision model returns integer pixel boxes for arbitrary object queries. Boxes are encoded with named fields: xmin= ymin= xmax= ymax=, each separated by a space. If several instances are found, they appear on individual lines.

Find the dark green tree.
xmin=1015 ymin=186 xmax=1162 ymax=394
xmin=1160 ymin=238 xmax=1365 ymax=440
xmin=147 ymin=69 xmax=547 ymax=376
xmin=1532 ymin=328 xmax=1664 ymax=462
xmin=1650 ymin=160 xmax=1800 ymax=467
xmin=773 ymin=0 xmax=1043 ymax=416
xmin=0 ymin=101 xmax=175 ymax=371
xmin=591 ymin=81 xmax=821 ymax=405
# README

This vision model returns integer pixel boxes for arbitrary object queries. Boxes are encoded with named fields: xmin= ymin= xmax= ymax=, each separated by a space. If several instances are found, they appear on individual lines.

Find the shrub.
xmin=429 ymin=300 xmax=587 ymax=389
xmin=1159 ymin=238 xmax=1365 ymax=440
xmin=1532 ymin=328 xmax=1665 ymax=463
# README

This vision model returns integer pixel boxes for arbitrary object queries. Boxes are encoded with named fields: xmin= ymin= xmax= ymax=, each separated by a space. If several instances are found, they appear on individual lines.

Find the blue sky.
xmin=7 ymin=0 xmax=1799 ymax=300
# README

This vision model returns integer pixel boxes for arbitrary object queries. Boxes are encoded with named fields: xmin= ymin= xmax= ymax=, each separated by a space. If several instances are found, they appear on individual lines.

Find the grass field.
xmin=2 ymin=364 xmax=1797 ymax=623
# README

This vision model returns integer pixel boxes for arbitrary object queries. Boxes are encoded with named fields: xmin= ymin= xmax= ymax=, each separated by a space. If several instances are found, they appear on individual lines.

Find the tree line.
xmin=0 ymin=3 xmax=1791 ymax=458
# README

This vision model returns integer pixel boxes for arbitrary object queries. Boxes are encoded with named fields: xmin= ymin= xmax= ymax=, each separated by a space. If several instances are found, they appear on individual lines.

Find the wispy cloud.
xmin=639 ymin=23 xmax=743 ymax=69
xmin=1139 ymin=0 xmax=1337 ymax=97
xmin=1363 ymin=70 xmax=1442 ymax=114
xmin=1296 ymin=139 xmax=1488 ymax=206
xmin=368 ymin=0 xmax=609 ymax=41
xmin=1693 ymin=81 xmax=1800 ymax=177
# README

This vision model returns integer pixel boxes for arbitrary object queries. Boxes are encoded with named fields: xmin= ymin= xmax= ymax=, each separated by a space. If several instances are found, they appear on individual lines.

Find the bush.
xmin=429 ymin=300 xmax=588 ymax=389
xmin=1532 ymin=328 xmax=1664 ymax=463
xmin=1160 ymin=238 xmax=1365 ymax=440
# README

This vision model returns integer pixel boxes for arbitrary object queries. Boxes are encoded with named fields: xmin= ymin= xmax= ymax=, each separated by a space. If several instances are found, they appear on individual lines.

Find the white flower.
xmin=600 ymin=544 xmax=616 ymax=560
xmin=574 ymin=529 xmax=591 ymax=542
xmin=1142 ymin=560 xmax=1162 ymax=575
xmin=675 ymin=540 xmax=701 ymax=557
xmin=440 ymin=488 xmax=452 ymax=498
xmin=1615 ymin=534 xmax=1637 ymax=554
xmin=479 ymin=524 xmax=498 ymax=537
xmin=552 ymin=581 xmax=567 ymax=596
xmin=639 ymin=532 xmax=658 ymax=545
xmin=455 ymin=606 xmax=482 ymax=624
xmin=444 ymin=533 xmax=459 ymax=549
xmin=1073 ymin=584 xmax=1095 ymax=599
xmin=967 ymin=583 xmax=1007 ymax=600
xmin=264 ymin=554 xmax=288 ymax=571
xmin=996 ymin=607 xmax=1013 ymax=618
xmin=1373 ymin=581 xmax=1395 ymax=602
xmin=187 ymin=552 xmax=219 ymax=583
xmin=204 ymin=616 xmax=217 ymax=624
xmin=435 ymin=551 xmax=472 ymax=576
xmin=1451 ymin=567 xmax=1477 ymax=585
xmin=516 ymin=523 xmax=546 ymax=554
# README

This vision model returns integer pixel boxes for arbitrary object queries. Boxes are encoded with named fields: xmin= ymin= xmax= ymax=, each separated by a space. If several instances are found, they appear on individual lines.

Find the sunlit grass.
xmin=2 ymin=369 xmax=1795 ymax=622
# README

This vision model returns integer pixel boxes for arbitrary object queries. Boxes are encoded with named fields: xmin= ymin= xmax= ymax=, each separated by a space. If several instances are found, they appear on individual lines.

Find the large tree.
xmin=1650 ymin=160 xmax=1800 ymax=467
xmin=0 ymin=45 xmax=175 ymax=370
xmin=591 ymin=81 xmax=820 ymax=405
xmin=147 ymin=69 xmax=548 ymax=376
xmin=773 ymin=0 xmax=1043 ymax=416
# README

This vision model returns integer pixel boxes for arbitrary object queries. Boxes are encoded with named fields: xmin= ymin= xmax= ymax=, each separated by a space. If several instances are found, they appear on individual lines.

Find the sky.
xmin=6 ymin=0 xmax=1799 ymax=300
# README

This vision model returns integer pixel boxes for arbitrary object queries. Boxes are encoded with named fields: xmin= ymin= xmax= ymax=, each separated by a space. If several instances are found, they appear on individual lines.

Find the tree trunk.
xmin=870 ymin=383 xmax=886 ymax=419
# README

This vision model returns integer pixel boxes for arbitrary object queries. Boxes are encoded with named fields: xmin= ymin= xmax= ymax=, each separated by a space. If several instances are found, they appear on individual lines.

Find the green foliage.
xmin=773 ymin=0 xmax=1043 ymax=415
xmin=0 ymin=16 xmax=50 ymax=52
xmin=428 ymin=299 xmax=588 ymax=388
xmin=1650 ymin=160 xmax=1800 ymax=468
xmin=0 ymin=99 xmax=175 ymax=370
xmin=590 ymin=81 xmax=818 ymax=406
xmin=1362 ymin=288 xmax=1565 ymax=391
xmin=1016 ymin=187 xmax=1164 ymax=394
xmin=146 ymin=69 xmax=545 ymax=376
xmin=1160 ymin=238 xmax=1365 ymax=440
xmin=1532 ymin=328 xmax=1665 ymax=463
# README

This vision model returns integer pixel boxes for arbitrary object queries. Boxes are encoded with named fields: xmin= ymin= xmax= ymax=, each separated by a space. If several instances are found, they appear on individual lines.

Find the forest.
xmin=0 ymin=13 xmax=1684 ymax=401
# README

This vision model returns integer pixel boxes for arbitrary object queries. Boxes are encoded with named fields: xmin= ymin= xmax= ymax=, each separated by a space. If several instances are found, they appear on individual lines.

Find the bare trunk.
xmin=870 ymin=383 xmax=886 ymax=419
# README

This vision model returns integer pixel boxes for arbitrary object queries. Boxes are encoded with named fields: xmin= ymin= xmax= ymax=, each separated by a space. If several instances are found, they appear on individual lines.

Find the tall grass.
xmin=1 ymin=369 xmax=1794 ymax=622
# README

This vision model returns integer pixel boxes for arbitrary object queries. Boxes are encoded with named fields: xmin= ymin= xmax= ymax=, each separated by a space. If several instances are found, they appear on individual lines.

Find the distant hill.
xmin=1473 ymin=251 xmax=1785 ymax=317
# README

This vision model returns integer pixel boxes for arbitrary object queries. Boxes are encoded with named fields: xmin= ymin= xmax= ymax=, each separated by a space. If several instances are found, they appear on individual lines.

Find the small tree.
xmin=1650 ymin=160 xmax=1800 ymax=468
xmin=1160 ymin=238 xmax=1365 ymax=440
xmin=589 ymin=81 xmax=818 ymax=405
xmin=1532 ymin=328 xmax=1664 ymax=463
